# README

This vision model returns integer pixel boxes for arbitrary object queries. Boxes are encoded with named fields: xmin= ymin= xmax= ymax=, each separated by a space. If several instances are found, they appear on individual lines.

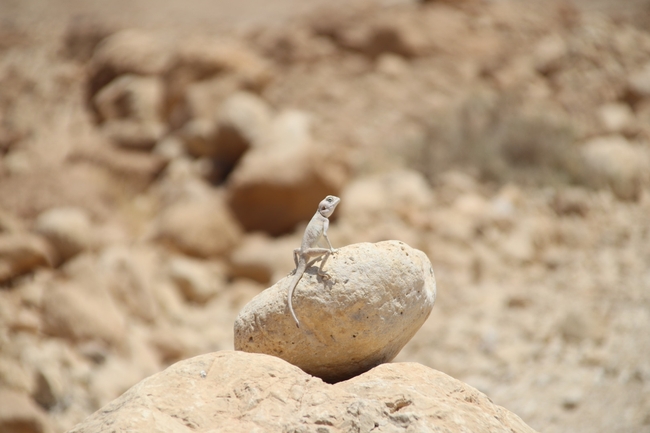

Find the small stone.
xmin=0 ymin=389 xmax=52 ymax=433
xmin=154 ymin=195 xmax=242 ymax=258
xmin=0 ymin=233 xmax=53 ymax=283
xmin=234 ymin=241 xmax=436 ymax=382
xmin=581 ymin=135 xmax=650 ymax=201
xmin=93 ymin=74 xmax=164 ymax=123
xmin=42 ymin=282 xmax=126 ymax=347
xmin=627 ymin=62 xmax=650 ymax=99
xmin=561 ymin=388 xmax=583 ymax=410
xmin=227 ymin=110 xmax=342 ymax=235
xmin=34 ymin=207 xmax=93 ymax=264
xmin=167 ymin=256 xmax=225 ymax=303
xmin=100 ymin=120 xmax=166 ymax=150
xmin=597 ymin=103 xmax=635 ymax=134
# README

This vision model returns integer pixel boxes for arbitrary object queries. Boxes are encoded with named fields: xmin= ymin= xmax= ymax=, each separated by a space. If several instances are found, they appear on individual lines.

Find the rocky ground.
xmin=0 ymin=0 xmax=650 ymax=432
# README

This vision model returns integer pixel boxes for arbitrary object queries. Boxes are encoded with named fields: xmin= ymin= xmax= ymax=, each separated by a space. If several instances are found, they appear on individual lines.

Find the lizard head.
xmin=318 ymin=195 xmax=340 ymax=218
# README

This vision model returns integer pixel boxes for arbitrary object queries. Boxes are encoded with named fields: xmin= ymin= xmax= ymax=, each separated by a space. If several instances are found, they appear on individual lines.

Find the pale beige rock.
xmin=627 ymin=62 xmax=650 ymax=99
xmin=34 ymin=207 xmax=93 ymax=264
xmin=167 ymin=256 xmax=225 ymax=303
xmin=597 ymin=103 xmax=635 ymax=134
xmin=154 ymin=194 xmax=243 ymax=258
xmin=339 ymin=170 xmax=434 ymax=246
xmin=0 ymin=233 xmax=53 ymax=283
xmin=42 ymin=282 xmax=126 ymax=347
xmin=68 ymin=351 xmax=537 ymax=433
xmin=229 ymin=233 xmax=296 ymax=283
xmin=234 ymin=241 xmax=436 ymax=382
xmin=211 ymin=91 xmax=272 ymax=164
xmin=533 ymin=34 xmax=567 ymax=74
xmin=89 ymin=29 xmax=171 ymax=97
xmin=93 ymin=74 xmax=164 ymax=123
xmin=581 ymin=135 xmax=650 ymax=201
xmin=0 ymin=357 xmax=34 ymax=394
xmin=227 ymin=110 xmax=343 ymax=235
xmin=96 ymin=246 xmax=160 ymax=322
xmin=0 ymin=389 xmax=53 ymax=433
xmin=179 ymin=91 xmax=272 ymax=174
xmin=165 ymin=37 xmax=274 ymax=126
xmin=100 ymin=119 xmax=166 ymax=150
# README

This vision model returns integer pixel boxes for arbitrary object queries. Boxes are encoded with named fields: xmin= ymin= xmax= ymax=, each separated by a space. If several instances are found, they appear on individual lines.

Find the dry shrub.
xmin=413 ymin=89 xmax=581 ymax=186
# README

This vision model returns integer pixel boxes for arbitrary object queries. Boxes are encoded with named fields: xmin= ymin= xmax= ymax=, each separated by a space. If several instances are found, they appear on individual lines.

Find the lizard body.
xmin=287 ymin=195 xmax=340 ymax=328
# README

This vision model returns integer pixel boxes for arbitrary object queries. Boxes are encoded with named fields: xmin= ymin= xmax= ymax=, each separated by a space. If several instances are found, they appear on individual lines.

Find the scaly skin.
xmin=287 ymin=195 xmax=340 ymax=328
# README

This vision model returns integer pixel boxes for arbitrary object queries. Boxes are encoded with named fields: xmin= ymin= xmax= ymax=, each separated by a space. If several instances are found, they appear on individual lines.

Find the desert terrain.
xmin=0 ymin=0 xmax=649 ymax=432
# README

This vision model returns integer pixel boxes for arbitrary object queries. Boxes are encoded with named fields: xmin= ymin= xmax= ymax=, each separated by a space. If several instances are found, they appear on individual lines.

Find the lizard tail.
xmin=287 ymin=263 xmax=306 ymax=328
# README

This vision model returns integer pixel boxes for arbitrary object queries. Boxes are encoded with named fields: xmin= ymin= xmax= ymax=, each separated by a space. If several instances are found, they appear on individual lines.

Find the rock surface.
xmin=234 ymin=241 xmax=436 ymax=382
xmin=0 ymin=389 xmax=52 ymax=433
xmin=68 ymin=350 xmax=537 ymax=433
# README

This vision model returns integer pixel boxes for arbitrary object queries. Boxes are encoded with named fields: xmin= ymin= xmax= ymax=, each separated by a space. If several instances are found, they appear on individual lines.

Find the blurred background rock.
xmin=0 ymin=0 xmax=649 ymax=432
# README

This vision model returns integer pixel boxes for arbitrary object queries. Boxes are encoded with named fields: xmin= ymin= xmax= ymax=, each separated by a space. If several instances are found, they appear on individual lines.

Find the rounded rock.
xmin=234 ymin=240 xmax=436 ymax=382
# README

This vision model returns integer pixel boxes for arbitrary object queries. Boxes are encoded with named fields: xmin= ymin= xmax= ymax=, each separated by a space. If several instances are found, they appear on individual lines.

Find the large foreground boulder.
xmin=68 ymin=351 xmax=537 ymax=433
xmin=234 ymin=241 xmax=436 ymax=382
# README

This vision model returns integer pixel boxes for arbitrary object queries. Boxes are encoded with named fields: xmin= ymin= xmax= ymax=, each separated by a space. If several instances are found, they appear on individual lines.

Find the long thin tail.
xmin=287 ymin=262 xmax=306 ymax=328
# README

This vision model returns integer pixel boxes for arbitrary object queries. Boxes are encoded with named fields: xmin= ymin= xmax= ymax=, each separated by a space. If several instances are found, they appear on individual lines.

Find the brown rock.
xmin=165 ymin=37 xmax=273 ymax=126
xmin=234 ymin=241 xmax=436 ymax=383
xmin=68 ymin=144 xmax=167 ymax=188
xmin=100 ymin=119 xmax=166 ymax=150
xmin=228 ymin=233 xmax=294 ymax=283
xmin=227 ymin=110 xmax=344 ymax=235
xmin=0 ymin=389 xmax=52 ymax=433
xmin=580 ymin=135 xmax=650 ymax=201
xmin=0 ymin=233 xmax=53 ymax=283
xmin=93 ymin=74 xmax=164 ymax=123
xmin=34 ymin=207 xmax=93 ymax=264
xmin=88 ymin=29 xmax=171 ymax=99
xmin=167 ymin=256 xmax=226 ymax=303
xmin=154 ymin=194 xmax=242 ymax=258
xmin=68 ymin=351 xmax=537 ymax=433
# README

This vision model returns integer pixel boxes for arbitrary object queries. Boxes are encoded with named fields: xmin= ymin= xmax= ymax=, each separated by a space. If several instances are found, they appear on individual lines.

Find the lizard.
xmin=287 ymin=195 xmax=341 ymax=328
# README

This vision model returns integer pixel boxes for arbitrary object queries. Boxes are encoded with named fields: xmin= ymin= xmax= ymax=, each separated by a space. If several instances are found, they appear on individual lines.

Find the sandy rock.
xmin=93 ymin=74 xmax=164 ymax=123
xmin=533 ymin=34 xmax=567 ymax=75
xmin=34 ymin=207 xmax=93 ymax=264
xmin=96 ymin=246 xmax=160 ymax=322
xmin=41 ymin=282 xmax=126 ymax=347
xmin=581 ymin=135 xmax=650 ymax=201
xmin=167 ymin=256 xmax=225 ymax=303
xmin=211 ymin=91 xmax=272 ymax=163
xmin=89 ymin=29 xmax=171 ymax=98
xmin=177 ymin=119 xmax=215 ymax=158
xmin=597 ymin=103 xmax=635 ymax=134
xmin=165 ymin=37 xmax=273 ymax=126
xmin=62 ymin=17 xmax=113 ymax=61
xmin=0 ymin=357 xmax=34 ymax=394
xmin=627 ymin=62 xmax=650 ymax=99
xmin=551 ymin=187 xmax=590 ymax=216
xmin=183 ymin=75 xmax=242 ymax=120
xmin=154 ymin=194 xmax=242 ymax=258
xmin=0 ymin=233 xmax=53 ymax=283
xmin=234 ymin=241 xmax=436 ymax=382
xmin=180 ymin=91 xmax=272 ymax=170
xmin=68 ymin=351 xmax=536 ymax=433
xmin=0 ymin=389 xmax=53 ymax=433
xmin=229 ymin=233 xmax=295 ymax=283
xmin=228 ymin=110 xmax=344 ymax=235
xmin=100 ymin=119 xmax=166 ymax=150
xmin=339 ymin=170 xmax=434 ymax=245
xmin=69 ymin=144 xmax=167 ymax=187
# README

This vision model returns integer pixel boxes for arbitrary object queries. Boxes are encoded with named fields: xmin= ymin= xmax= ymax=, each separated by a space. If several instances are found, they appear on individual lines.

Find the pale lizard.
xmin=287 ymin=195 xmax=341 ymax=328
